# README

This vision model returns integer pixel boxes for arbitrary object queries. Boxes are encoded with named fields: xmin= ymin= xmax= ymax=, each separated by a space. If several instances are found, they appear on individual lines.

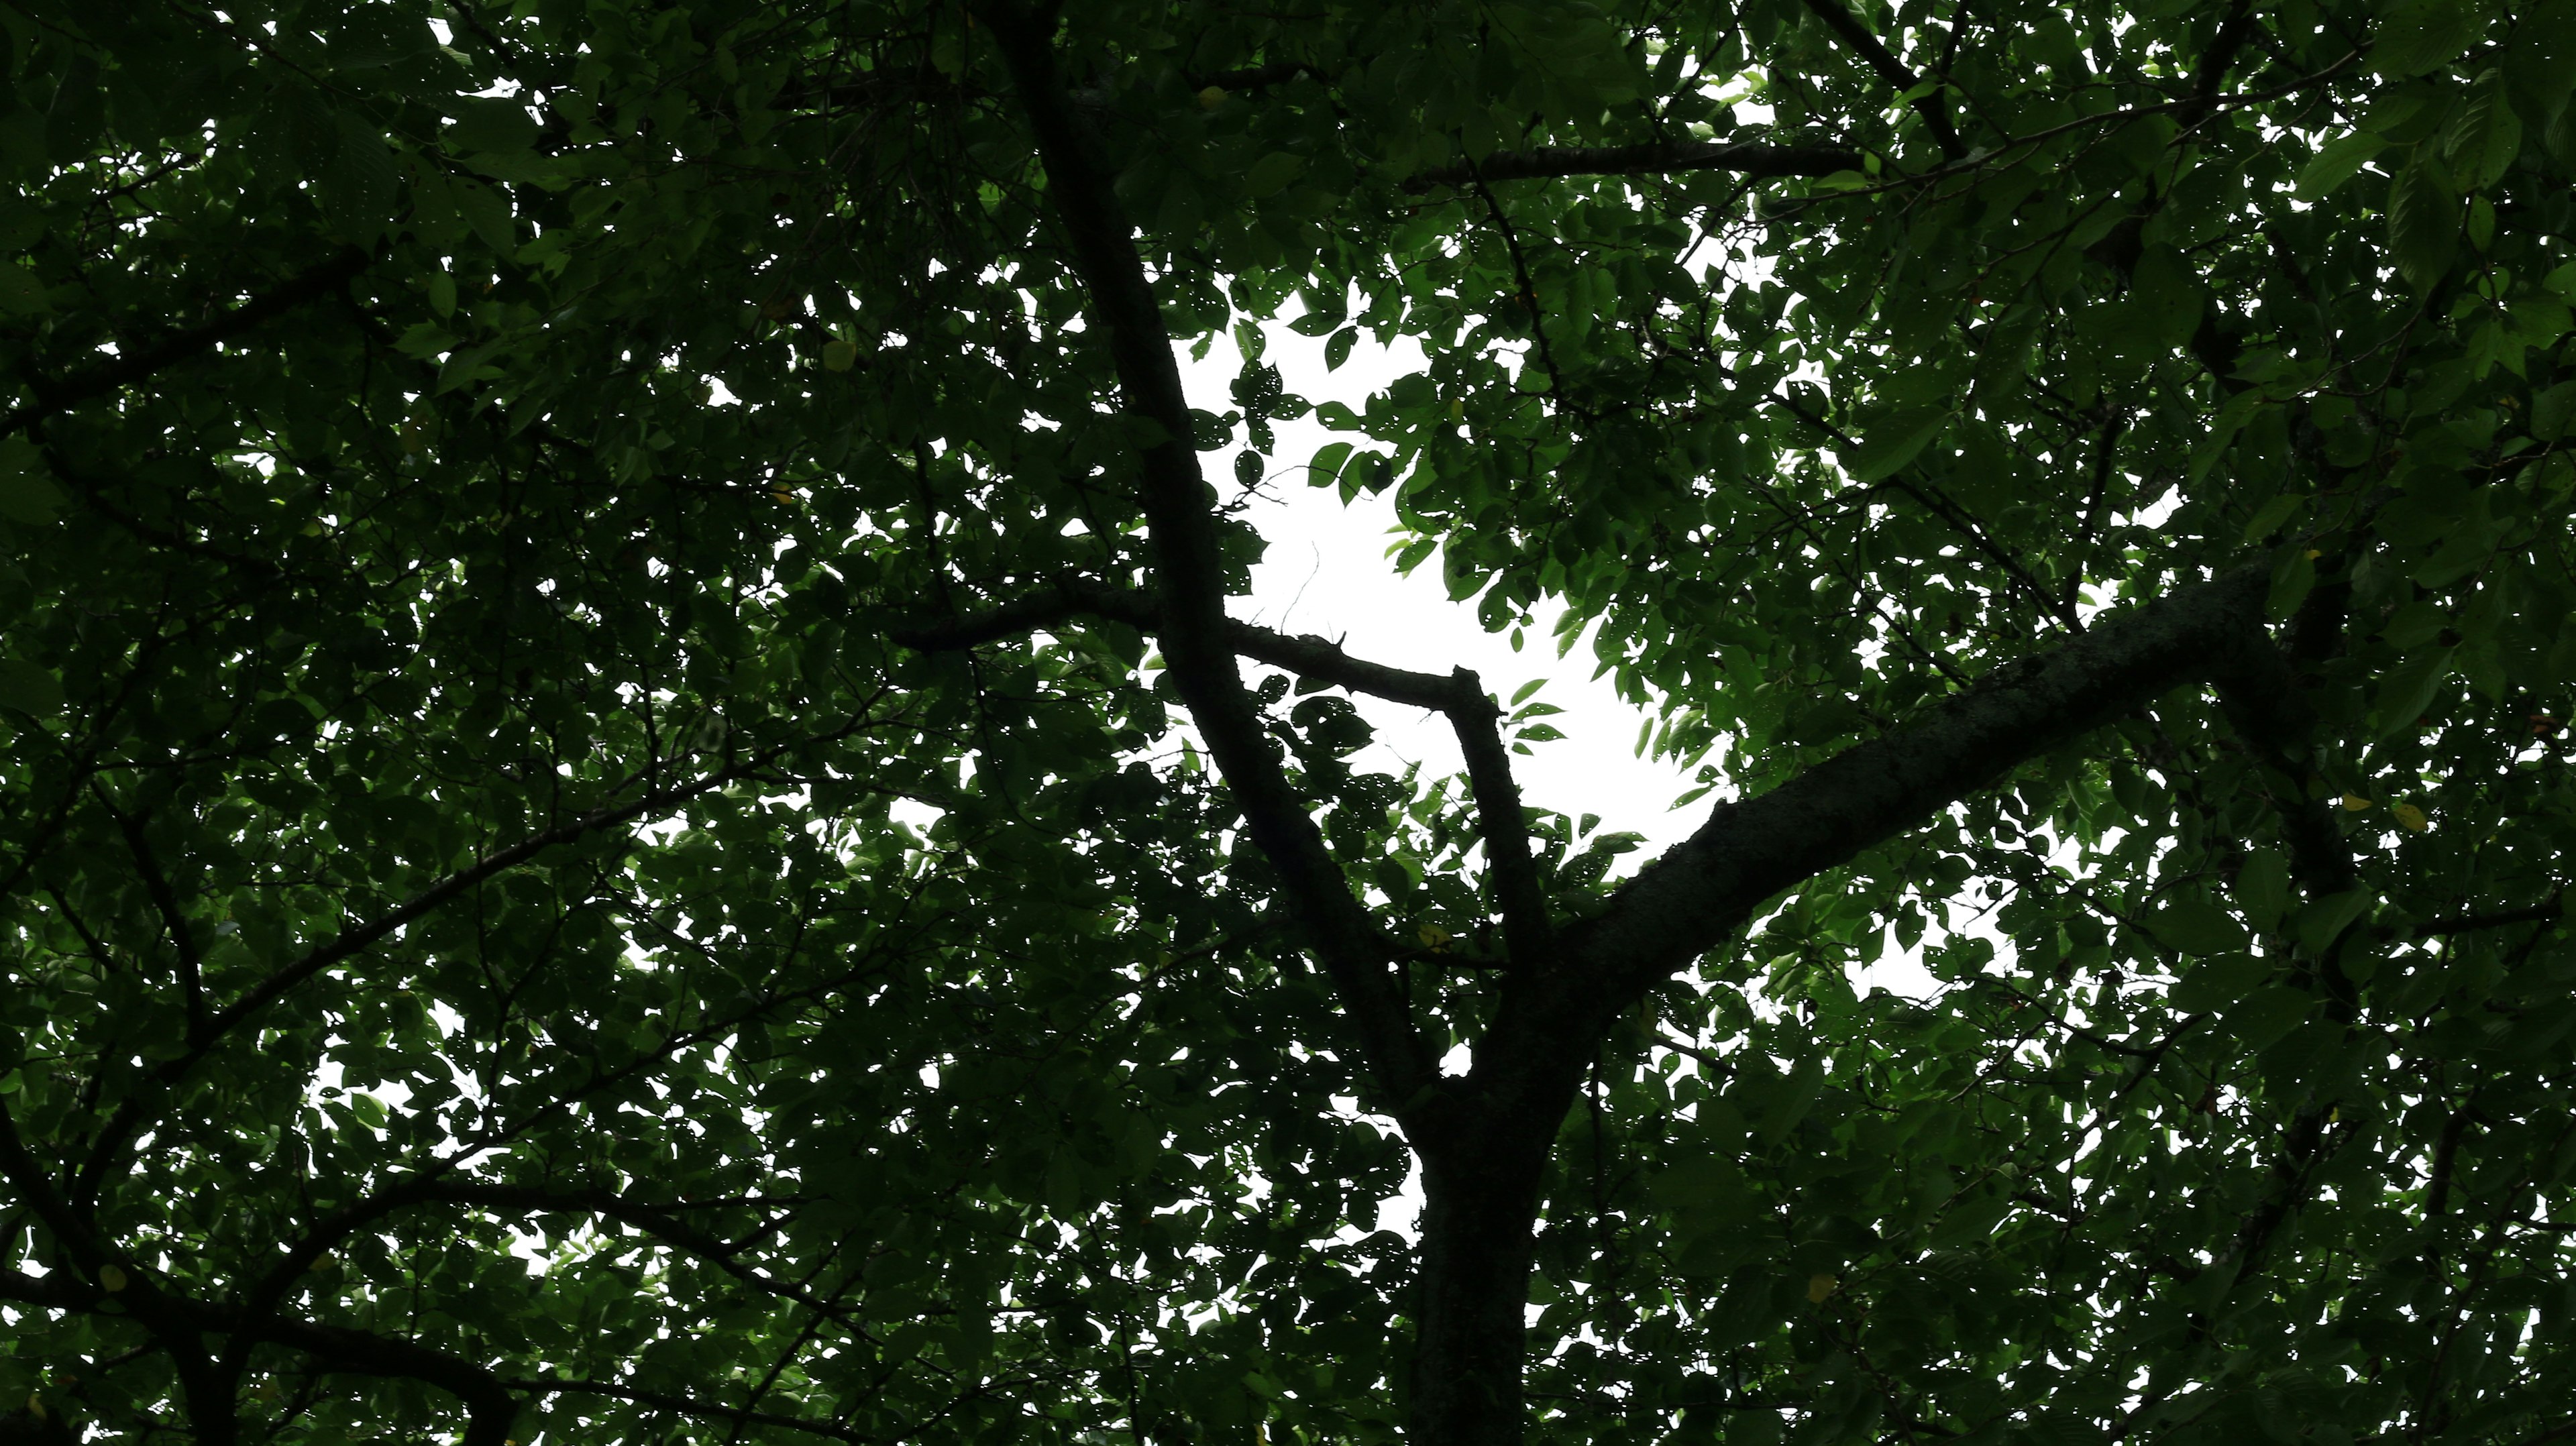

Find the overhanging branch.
xmin=898 ymin=586 xmax=1557 ymax=971
xmin=1564 ymin=565 xmax=2271 ymax=1001
xmin=73 ymin=746 xmax=809 ymax=1215
xmin=1 ymin=249 xmax=370 ymax=440
xmin=979 ymin=1 xmax=1432 ymax=1103
xmin=1799 ymin=0 xmax=1966 ymax=156
xmin=1405 ymin=139 xmax=1867 ymax=190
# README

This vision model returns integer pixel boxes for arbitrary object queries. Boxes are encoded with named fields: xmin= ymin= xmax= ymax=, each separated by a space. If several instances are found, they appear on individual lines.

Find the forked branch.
xmin=979 ymin=0 xmax=1433 ymax=1101
xmin=1800 ymin=0 xmax=1967 ymax=156
xmin=897 ymin=586 xmax=1557 ymax=972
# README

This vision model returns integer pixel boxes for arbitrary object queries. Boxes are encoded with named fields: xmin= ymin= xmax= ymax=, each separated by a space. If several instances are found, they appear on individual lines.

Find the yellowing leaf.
xmin=822 ymin=339 xmax=857 ymax=372
xmin=1197 ymin=86 xmax=1226 ymax=109
xmin=1418 ymin=924 xmax=1452 ymax=952
xmin=2394 ymin=801 xmax=2430 ymax=831
xmin=1806 ymin=1272 xmax=1839 ymax=1303
xmin=98 ymin=1264 xmax=127 ymax=1292
xmin=2342 ymin=793 xmax=2373 ymax=811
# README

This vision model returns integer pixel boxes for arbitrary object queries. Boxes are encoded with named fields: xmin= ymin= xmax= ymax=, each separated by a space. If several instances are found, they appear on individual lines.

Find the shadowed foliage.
xmin=4 ymin=0 xmax=2576 ymax=1443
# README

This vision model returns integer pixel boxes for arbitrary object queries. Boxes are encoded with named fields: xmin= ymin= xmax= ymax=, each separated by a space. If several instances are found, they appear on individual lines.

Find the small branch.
xmin=1984 ymin=980 xmax=2161 ymax=1058
xmin=2414 ymin=892 xmax=2564 ymax=938
xmin=1799 ymin=0 xmax=1966 ymax=156
xmin=94 ymin=789 xmax=207 ymax=1045
xmin=1 ymin=249 xmax=370 ymax=440
xmin=2062 ymin=411 xmax=2128 ymax=617
xmin=1405 ymin=138 xmax=1866 ymax=190
xmin=1459 ymin=167 xmax=1584 ymax=420
xmin=899 ymin=585 xmax=1556 ymax=968
xmin=1768 ymin=392 xmax=2075 ymax=629
xmin=506 ymin=1376 xmax=863 ymax=1441
xmin=72 ymin=748 xmax=800 ymax=1213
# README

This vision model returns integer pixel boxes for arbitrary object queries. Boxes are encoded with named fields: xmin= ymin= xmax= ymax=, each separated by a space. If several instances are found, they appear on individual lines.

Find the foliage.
xmin=2 ymin=0 xmax=2576 ymax=1443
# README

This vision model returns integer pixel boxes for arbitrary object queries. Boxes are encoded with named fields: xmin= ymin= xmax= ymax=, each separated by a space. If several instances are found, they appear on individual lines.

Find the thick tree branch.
xmin=1799 ymin=0 xmax=1966 ymax=156
xmin=899 ymin=586 xmax=1555 ymax=968
xmin=0 ymin=1097 xmax=231 ymax=1432
xmin=2180 ymin=0 xmax=2260 ymax=127
xmin=1562 ymin=565 xmax=2271 ymax=1003
xmin=1440 ymin=671 xmax=1557 ymax=971
xmin=2415 ymin=894 xmax=2565 ymax=938
xmin=1405 ymin=138 xmax=1866 ymax=190
xmin=1 ymin=249 xmax=369 ymax=440
xmin=979 ymin=3 xmax=1431 ymax=1104
xmin=5 ymin=1104 xmax=514 ymax=1441
xmin=249 ymin=1317 xmax=519 ymax=1446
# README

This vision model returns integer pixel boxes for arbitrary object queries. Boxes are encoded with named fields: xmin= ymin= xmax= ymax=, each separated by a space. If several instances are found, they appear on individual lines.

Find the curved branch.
xmin=506 ymin=1375 xmax=865 ymax=1441
xmin=1406 ymin=139 xmax=1866 ymax=190
xmin=899 ymin=586 xmax=1554 ymax=968
xmin=1 ymin=249 xmax=370 ymax=440
xmin=73 ymin=746 xmax=804 ymax=1214
xmin=976 ymin=2 xmax=1431 ymax=1104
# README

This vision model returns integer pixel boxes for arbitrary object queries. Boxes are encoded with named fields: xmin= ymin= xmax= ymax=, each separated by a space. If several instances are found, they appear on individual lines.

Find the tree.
xmin=3 ymin=0 xmax=2576 ymax=1440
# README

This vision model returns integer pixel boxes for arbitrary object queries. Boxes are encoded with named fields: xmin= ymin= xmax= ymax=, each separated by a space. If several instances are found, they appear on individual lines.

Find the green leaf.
xmin=2444 ymin=70 xmax=2524 ymax=191
xmin=1307 ymin=441 xmax=1353 ymax=489
xmin=2296 ymin=132 xmax=2390 ymax=197
xmin=1244 ymin=152 xmax=1305 ymax=199
xmin=0 ymin=263 xmax=46 ymax=317
xmin=2146 ymin=897 xmax=2248 ymax=956
xmin=2241 ymin=493 xmax=2306 ymax=543
xmin=453 ymin=177 xmax=515 ymax=255
xmin=2372 ymin=647 xmax=2456 ymax=736
xmin=2235 ymin=849 xmax=2292 ymax=935
xmin=0 ymin=437 xmax=63 ymax=524
xmin=2504 ymin=0 xmax=2576 ymax=126
xmin=445 ymin=96 xmax=540 ymax=154
xmin=321 ymin=115 xmax=399 ymax=242
xmin=2532 ymin=379 xmax=2576 ymax=440
xmin=2226 ymin=986 xmax=2317 ymax=1052
xmin=2373 ymin=0 xmax=2478 ymax=78
xmin=0 ymin=658 xmax=60 ymax=717
xmin=1846 ymin=405 xmax=1950 ymax=482
xmin=2387 ymin=152 xmax=2461 ymax=294
xmin=2294 ymin=890 xmax=2375 ymax=956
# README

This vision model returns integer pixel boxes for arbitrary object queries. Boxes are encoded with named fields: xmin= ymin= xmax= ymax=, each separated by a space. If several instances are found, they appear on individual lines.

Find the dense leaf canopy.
xmin=5 ymin=0 xmax=2576 ymax=1443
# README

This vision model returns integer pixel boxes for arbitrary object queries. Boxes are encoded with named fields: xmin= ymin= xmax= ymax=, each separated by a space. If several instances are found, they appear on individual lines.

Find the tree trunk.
xmin=1407 ymin=1066 xmax=1582 ymax=1446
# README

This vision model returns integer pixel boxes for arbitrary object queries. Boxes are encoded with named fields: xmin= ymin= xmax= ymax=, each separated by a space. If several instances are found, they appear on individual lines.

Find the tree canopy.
xmin=6 ymin=0 xmax=2576 ymax=1442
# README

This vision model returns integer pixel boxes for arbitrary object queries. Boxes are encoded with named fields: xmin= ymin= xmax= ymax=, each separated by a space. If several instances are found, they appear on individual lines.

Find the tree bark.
xmin=1407 ymin=1076 xmax=1580 ymax=1446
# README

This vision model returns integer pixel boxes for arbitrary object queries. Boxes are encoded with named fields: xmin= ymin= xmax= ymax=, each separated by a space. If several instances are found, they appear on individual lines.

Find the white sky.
xmin=1179 ymin=317 xmax=1709 ymax=856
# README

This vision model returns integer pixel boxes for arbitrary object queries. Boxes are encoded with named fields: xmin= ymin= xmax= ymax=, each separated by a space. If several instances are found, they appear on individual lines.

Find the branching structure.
xmin=3 ymin=0 xmax=2575 ymax=1444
